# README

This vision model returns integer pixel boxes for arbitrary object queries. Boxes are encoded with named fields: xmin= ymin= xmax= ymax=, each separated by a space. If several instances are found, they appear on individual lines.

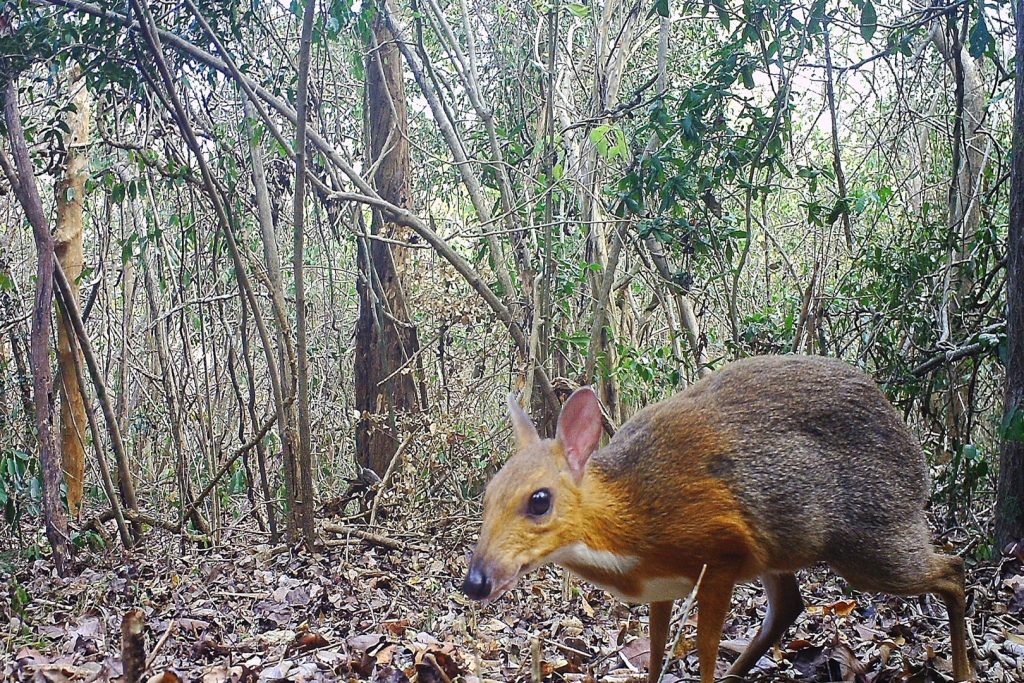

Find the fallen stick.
xmin=322 ymin=522 xmax=406 ymax=551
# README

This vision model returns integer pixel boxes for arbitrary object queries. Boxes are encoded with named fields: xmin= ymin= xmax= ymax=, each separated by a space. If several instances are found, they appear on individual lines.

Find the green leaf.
xmin=609 ymin=127 xmax=629 ymax=161
xmin=711 ymin=0 xmax=730 ymax=29
xmin=740 ymin=64 xmax=755 ymax=89
xmin=230 ymin=467 xmax=247 ymax=494
xmin=968 ymin=10 xmax=991 ymax=59
xmin=589 ymin=124 xmax=611 ymax=157
xmin=1002 ymin=406 xmax=1024 ymax=442
xmin=566 ymin=2 xmax=591 ymax=18
xmin=561 ymin=331 xmax=591 ymax=349
xmin=349 ymin=48 xmax=365 ymax=80
xmin=807 ymin=0 xmax=826 ymax=34
xmin=11 ymin=582 xmax=29 ymax=615
xmin=592 ymin=124 xmax=628 ymax=162
xmin=860 ymin=0 xmax=877 ymax=43
xmin=652 ymin=0 xmax=670 ymax=19
xmin=827 ymin=198 xmax=849 ymax=225
xmin=120 ymin=234 xmax=138 ymax=264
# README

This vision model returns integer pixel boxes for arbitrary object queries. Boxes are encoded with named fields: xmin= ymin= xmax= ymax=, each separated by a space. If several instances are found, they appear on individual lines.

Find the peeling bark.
xmin=54 ymin=68 xmax=91 ymax=517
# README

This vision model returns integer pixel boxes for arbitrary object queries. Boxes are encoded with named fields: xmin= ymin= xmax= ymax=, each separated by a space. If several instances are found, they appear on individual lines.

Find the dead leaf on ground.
xmin=618 ymin=636 xmax=650 ymax=670
xmin=145 ymin=670 xmax=184 ymax=683
xmin=289 ymin=631 xmax=329 ymax=653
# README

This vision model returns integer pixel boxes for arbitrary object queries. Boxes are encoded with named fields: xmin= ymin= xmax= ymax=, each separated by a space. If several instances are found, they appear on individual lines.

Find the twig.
xmin=89 ymin=509 xmax=208 ymax=544
xmin=0 ymin=311 xmax=31 ymax=335
xmin=531 ymin=636 xmax=543 ymax=682
xmin=910 ymin=321 xmax=1006 ymax=377
xmin=179 ymin=405 xmax=289 ymax=526
xmin=659 ymin=565 xmax=707 ymax=683
xmin=543 ymin=637 xmax=593 ymax=659
xmin=145 ymin=619 xmax=176 ymax=669
xmin=369 ymin=432 xmax=415 ymax=527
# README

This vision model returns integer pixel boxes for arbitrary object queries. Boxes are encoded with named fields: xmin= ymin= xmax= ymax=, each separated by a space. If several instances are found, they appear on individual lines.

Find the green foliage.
xmin=968 ymin=1 xmax=993 ymax=59
xmin=0 ymin=447 xmax=42 ymax=529
xmin=612 ymin=341 xmax=685 ymax=400
xmin=230 ymin=465 xmax=248 ymax=494
xmin=859 ymin=0 xmax=877 ymax=43
xmin=650 ymin=0 xmax=671 ymax=19
xmin=1001 ymin=406 xmax=1024 ymax=442
xmin=8 ymin=579 xmax=31 ymax=618
xmin=739 ymin=304 xmax=799 ymax=354
xmin=565 ymin=3 xmax=592 ymax=19
xmin=614 ymin=0 xmax=812 ymax=297
xmin=73 ymin=529 xmax=107 ymax=551
xmin=590 ymin=124 xmax=629 ymax=163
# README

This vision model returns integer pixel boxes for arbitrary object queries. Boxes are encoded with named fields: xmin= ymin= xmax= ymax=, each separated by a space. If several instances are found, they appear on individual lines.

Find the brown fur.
xmin=467 ymin=355 xmax=973 ymax=682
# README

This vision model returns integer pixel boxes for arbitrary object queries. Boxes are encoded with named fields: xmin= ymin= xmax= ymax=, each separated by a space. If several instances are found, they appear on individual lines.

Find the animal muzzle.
xmin=461 ymin=561 xmax=493 ymax=600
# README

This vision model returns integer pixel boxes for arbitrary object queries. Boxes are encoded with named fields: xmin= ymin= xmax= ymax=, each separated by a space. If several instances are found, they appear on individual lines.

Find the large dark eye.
xmin=527 ymin=489 xmax=551 ymax=516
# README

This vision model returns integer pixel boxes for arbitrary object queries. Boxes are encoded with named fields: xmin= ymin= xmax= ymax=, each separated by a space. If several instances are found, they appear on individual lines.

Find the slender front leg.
xmin=648 ymin=601 xmax=673 ymax=683
xmin=695 ymin=574 xmax=736 ymax=683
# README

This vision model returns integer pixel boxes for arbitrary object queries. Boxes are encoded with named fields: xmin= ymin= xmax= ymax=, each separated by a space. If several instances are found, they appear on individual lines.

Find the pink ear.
xmin=507 ymin=393 xmax=540 ymax=449
xmin=555 ymin=387 xmax=603 ymax=478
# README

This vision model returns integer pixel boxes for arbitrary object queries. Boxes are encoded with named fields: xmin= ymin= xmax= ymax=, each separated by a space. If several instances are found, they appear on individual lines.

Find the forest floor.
xmin=2 ymin=517 xmax=1023 ymax=683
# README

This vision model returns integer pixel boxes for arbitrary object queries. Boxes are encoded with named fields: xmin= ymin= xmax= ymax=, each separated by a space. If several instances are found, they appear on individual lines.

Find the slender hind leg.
xmin=836 ymin=553 xmax=972 ymax=681
xmin=725 ymin=573 xmax=803 ymax=679
xmin=928 ymin=555 xmax=971 ymax=682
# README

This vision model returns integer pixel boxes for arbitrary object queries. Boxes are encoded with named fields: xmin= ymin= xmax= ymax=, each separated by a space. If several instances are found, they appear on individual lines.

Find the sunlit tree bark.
xmin=53 ymin=68 xmax=90 ymax=517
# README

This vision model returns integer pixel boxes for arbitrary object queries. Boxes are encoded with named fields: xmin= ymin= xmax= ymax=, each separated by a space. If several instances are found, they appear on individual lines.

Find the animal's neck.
xmin=569 ymin=464 xmax=642 ymax=561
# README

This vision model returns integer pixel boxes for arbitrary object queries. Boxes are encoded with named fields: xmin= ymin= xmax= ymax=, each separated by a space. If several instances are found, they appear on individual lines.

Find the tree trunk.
xmin=113 ymin=231 xmax=142 ymax=538
xmin=54 ymin=68 xmax=91 ymax=517
xmin=356 ymin=1 xmax=424 ymax=476
xmin=59 ymin=295 xmax=132 ymax=547
xmin=930 ymin=15 xmax=991 ymax=517
xmin=4 ymin=80 xmax=70 ymax=575
xmin=995 ymin=0 xmax=1024 ymax=549
xmin=244 ymin=99 xmax=289 ymax=544
xmin=291 ymin=0 xmax=317 ymax=546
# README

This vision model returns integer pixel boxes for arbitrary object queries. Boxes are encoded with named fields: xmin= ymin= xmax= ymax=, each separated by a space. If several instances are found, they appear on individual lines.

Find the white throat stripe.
xmin=547 ymin=542 xmax=639 ymax=574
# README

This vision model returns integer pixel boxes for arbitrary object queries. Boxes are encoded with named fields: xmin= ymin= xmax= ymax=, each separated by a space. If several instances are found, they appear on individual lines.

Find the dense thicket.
xmin=0 ymin=0 xmax=1019 ymax=566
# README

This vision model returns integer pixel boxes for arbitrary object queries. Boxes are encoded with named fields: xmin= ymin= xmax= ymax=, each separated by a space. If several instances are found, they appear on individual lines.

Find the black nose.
xmin=462 ymin=564 xmax=492 ymax=600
